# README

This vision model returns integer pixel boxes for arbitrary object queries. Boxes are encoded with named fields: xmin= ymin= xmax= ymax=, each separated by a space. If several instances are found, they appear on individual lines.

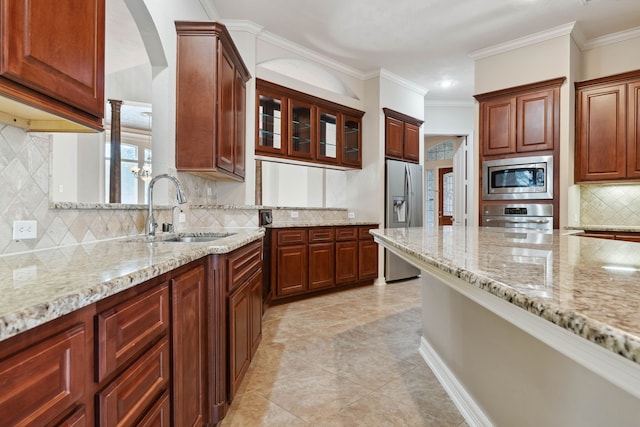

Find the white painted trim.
xmin=376 ymin=239 xmax=640 ymax=401
xmin=419 ymin=337 xmax=494 ymax=427
xmin=257 ymin=30 xmax=365 ymax=80
xmin=364 ymin=68 xmax=428 ymax=97
xmin=220 ymin=19 xmax=263 ymax=35
xmin=469 ymin=22 xmax=576 ymax=60
xmin=582 ymin=26 xmax=640 ymax=50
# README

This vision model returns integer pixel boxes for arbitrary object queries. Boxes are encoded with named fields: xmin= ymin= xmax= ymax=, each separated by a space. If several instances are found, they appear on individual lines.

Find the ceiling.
xmin=210 ymin=0 xmax=640 ymax=103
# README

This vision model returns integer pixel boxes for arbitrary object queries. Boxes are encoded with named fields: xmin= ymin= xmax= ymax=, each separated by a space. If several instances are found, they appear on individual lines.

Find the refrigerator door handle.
xmin=405 ymin=164 xmax=412 ymax=227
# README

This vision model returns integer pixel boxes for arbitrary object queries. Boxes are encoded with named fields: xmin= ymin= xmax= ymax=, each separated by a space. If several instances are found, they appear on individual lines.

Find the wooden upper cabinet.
xmin=628 ymin=80 xmax=640 ymax=178
xmin=175 ymin=21 xmax=251 ymax=181
xmin=0 ymin=0 xmax=105 ymax=131
xmin=574 ymin=70 xmax=640 ymax=183
xmin=255 ymin=79 xmax=365 ymax=168
xmin=475 ymin=77 xmax=564 ymax=158
xmin=383 ymin=108 xmax=424 ymax=163
xmin=481 ymin=97 xmax=516 ymax=156
xmin=575 ymin=83 xmax=627 ymax=181
xmin=385 ymin=116 xmax=405 ymax=159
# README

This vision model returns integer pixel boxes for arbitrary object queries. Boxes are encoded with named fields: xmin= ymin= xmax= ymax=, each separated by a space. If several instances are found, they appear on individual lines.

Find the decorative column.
xmin=108 ymin=99 xmax=123 ymax=203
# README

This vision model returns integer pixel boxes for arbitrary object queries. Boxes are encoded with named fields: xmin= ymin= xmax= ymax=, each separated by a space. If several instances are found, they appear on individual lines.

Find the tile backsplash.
xmin=580 ymin=184 xmax=640 ymax=226
xmin=0 ymin=124 xmax=348 ymax=255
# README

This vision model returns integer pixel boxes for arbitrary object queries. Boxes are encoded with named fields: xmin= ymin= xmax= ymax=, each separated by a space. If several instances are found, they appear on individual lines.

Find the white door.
xmin=453 ymin=137 xmax=468 ymax=226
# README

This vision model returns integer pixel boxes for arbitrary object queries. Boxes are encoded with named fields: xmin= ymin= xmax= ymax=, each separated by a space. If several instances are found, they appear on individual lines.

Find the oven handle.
xmin=485 ymin=218 xmax=550 ymax=224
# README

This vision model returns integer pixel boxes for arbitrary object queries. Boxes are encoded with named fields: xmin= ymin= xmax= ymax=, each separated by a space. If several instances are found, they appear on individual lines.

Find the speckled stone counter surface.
xmin=265 ymin=221 xmax=379 ymax=228
xmin=0 ymin=228 xmax=264 ymax=342
xmin=371 ymin=226 xmax=640 ymax=365
xmin=566 ymin=224 xmax=640 ymax=233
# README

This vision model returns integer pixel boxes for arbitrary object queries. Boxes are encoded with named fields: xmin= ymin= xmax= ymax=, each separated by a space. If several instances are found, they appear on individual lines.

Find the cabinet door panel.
xmin=336 ymin=241 xmax=358 ymax=285
xmin=229 ymin=281 xmax=250 ymax=399
xmin=97 ymin=284 xmax=169 ymax=382
xmin=256 ymin=89 xmax=287 ymax=155
xmin=276 ymin=245 xmax=308 ymax=296
xmin=358 ymin=239 xmax=378 ymax=281
xmin=385 ymin=116 xmax=404 ymax=159
xmin=218 ymin=45 xmax=236 ymax=174
xmin=317 ymin=108 xmax=339 ymax=163
xmin=576 ymin=84 xmax=627 ymax=181
xmin=138 ymin=392 xmax=170 ymax=427
xmin=482 ymin=97 xmax=516 ymax=156
xmin=403 ymin=122 xmax=420 ymax=162
xmin=249 ymin=270 xmax=263 ymax=358
xmin=0 ymin=325 xmax=85 ymax=427
xmin=97 ymin=339 xmax=169 ymax=427
xmin=342 ymin=114 xmax=362 ymax=167
xmin=171 ymin=265 xmax=206 ymax=427
xmin=235 ymin=71 xmax=247 ymax=178
xmin=517 ymin=89 xmax=555 ymax=152
xmin=289 ymin=99 xmax=314 ymax=159
xmin=628 ymin=81 xmax=640 ymax=178
xmin=0 ymin=0 xmax=105 ymax=116
xmin=309 ymin=242 xmax=335 ymax=290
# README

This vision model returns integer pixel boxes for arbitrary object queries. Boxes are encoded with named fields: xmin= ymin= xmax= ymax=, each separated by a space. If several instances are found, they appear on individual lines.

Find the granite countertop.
xmin=371 ymin=226 xmax=640 ymax=365
xmin=566 ymin=224 xmax=640 ymax=233
xmin=266 ymin=221 xmax=379 ymax=228
xmin=0 ymin=228 xmax=264 ymax=342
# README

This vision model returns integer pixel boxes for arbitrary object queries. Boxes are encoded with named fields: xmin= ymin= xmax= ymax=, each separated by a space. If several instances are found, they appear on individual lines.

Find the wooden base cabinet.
xmin=269 ymin=225 xmax=378 ymax=303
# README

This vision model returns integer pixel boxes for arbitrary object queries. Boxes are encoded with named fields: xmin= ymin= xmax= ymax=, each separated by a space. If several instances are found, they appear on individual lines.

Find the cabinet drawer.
xmin=0 ymin=324 xmax=85 ymax=426
xmin=228 ymin=239 xmax=263 ymax=291
xmin=335 ymin=227 xmax=357 ymax=241
xmin=309 ymin=227 xmax=335 ymax=242
xmin=358 ymin=226 xmax=376 ymax=240
xmin=96 ymin=283 xmax=169 ymax=382
xmin=97 ymin=338 xmax=170 ymax=427
xmin=277 ymin=229 xmax=308 ymax=245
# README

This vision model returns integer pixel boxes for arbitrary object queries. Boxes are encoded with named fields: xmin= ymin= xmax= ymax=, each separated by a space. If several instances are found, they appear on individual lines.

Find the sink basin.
xmin=162 ymin=233 xmax=236 ymax=243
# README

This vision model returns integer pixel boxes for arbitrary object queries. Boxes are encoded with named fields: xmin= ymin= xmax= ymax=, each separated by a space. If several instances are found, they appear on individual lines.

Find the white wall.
xmin=581 ymin=36 xmax=640 ymax=80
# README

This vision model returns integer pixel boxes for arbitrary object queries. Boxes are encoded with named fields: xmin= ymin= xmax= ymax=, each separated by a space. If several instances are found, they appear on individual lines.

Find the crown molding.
xmin=257 ymin=30 xmax=364 ymax=80
xmin=364 ymin=68 xmax=428 ymax=96
xmin=469 ymin=22 xmax=576 ymax=60
xmin=582 ymin=26 xmax=640 ymax=50
xmin=220 ymin=19 xmax=263 ymax=35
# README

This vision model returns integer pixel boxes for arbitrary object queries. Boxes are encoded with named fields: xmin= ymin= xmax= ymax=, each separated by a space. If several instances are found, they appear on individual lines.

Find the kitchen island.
xmin=372 ymin=226 xmax=640 ymax=426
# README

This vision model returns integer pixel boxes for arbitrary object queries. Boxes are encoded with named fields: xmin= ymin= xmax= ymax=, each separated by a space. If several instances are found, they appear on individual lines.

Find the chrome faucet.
xmin=146 ymin=174 xmax=188 ymax=236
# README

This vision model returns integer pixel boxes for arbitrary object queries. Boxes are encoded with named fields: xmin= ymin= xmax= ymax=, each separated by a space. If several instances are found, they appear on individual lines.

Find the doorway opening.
xmin=424 ymin=136 xmax=468 ymax=227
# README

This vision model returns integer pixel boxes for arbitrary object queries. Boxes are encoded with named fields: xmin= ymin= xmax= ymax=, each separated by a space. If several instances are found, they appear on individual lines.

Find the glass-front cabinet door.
xmin=342 ymin=114 xmax=361 ymax=166
xmin=256 ymin=89 xmax=286 ymax=156
xmin=288 ymin=99 xmax=314 ymax=160
xmin=317 ymin=108 xmax=339 ymax=163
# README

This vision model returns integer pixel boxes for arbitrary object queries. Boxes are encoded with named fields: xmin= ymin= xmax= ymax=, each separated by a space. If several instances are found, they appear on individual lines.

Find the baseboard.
xmin=419 ymin=336 xmax=494 ymax=427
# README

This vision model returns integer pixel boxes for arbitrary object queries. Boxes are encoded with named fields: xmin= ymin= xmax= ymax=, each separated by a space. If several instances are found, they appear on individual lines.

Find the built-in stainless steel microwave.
xmin=482 ymin=155 xmax=553 ymax=200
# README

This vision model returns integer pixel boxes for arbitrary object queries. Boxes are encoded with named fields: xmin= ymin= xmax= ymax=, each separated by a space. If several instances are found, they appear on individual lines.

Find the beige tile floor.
xmin=219 ymin=278 xmax=468 ymax=427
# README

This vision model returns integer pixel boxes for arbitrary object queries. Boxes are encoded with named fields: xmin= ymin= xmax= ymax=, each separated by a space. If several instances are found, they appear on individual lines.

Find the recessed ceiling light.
xmin=438 ymin=80 xmax=454 ymax=88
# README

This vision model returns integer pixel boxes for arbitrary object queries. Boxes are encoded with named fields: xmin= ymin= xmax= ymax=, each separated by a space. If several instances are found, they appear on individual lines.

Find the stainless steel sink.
xmin=162 ymin=233 xmax=235 ymax=243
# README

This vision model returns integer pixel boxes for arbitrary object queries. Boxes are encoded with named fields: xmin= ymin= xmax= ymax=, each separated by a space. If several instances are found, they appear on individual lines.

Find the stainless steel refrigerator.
xmin=385 ymin=159 xmax=423 ymax=282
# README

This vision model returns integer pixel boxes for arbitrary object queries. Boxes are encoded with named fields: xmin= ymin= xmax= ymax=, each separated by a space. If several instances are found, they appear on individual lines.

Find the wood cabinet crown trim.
xmin=257 ymin=79 xmax=365 ymax=118
xmin=474 ymin=77 xmax=566 ymax=101
xmin=175 ymin=21 xmax=250 ymax=82
xmin=382 ymin=107 xmax=424 ymax=127
xmin=575 ymin=69 xmax=640 ymax=89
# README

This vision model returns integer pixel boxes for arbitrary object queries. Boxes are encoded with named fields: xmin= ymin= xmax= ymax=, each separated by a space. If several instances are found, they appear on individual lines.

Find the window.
xmin=105 ymin=133 xmax=151 ymax=204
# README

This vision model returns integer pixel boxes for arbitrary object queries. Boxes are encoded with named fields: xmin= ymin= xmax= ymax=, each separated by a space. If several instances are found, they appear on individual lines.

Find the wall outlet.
xmin=13 ymin=220 xmax=37 ymax=240
xmin=348 ymin=212 xmax=356 ymax=219
xmin=290 ymin=211 xmax=299 ymax=218
xmin=178 ymin=213 xmax=186 ymax=223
